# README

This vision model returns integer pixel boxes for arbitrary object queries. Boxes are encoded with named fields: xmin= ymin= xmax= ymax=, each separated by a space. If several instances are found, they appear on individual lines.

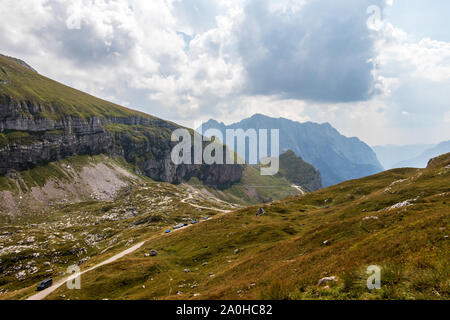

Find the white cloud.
xmin=0 ymin=0 xmax=448 ymax=145
xmin=376 ymin=23 xmax=450 ymax=83
xmin=0 ymin=0 xmax=246 ymax=120
xmin=445 ymin=112 xmax=450 ymax=124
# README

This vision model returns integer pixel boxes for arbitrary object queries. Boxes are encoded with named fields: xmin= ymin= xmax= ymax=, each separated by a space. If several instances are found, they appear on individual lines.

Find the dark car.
xmin=37 ymin=278 xmax=53 ymax=291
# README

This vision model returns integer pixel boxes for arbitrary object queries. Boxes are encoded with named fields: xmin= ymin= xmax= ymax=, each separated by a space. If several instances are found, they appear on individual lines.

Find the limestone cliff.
xmin=0 ymin=54 xmax=243 ymax=186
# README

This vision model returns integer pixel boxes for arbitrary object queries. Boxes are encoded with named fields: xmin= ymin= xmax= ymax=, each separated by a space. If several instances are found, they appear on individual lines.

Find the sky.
xmin=0 ymin=0 xmax=449 ymax=146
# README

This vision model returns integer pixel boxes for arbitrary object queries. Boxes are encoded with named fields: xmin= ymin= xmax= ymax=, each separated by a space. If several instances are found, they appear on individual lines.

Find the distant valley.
xmin=373 ymin=141 xmax=450 ymax=169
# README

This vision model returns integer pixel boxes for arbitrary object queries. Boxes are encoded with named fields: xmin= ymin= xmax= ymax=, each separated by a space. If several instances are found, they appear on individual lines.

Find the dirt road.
xmin=26 ymin=241 xmax=146 ymax=300
xmin=27 ymin=193 xmax=233 ymax=300
xmin=181 ymin=193 xmax=233 ymax=213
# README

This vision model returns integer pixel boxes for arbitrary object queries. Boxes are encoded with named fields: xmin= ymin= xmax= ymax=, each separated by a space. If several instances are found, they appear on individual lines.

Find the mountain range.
xmin=200 ymin=114 xmax=383 ymax=187
xmin=0 ymin=54 xmax=305 ymax=212
xmin=373 ymin=142 xmax=450 ymax=169
xmin=278 ymin=150 xmax=322 ymax=191
xmin=0 ymin=53 xmax=448 ymax=301
xmin=393 ymin=141 xmax=450 ymax=168
xmin=372 ymin=144 xmax=434 ymax=169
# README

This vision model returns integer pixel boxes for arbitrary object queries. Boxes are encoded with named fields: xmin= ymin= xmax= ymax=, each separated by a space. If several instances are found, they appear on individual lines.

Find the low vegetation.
xmin=189 ymin=165 xmax=301 ymax=205
xmin=7 ymin=154 xmax=445 ymax=301
xmin=0 ymin=155 xmax=236 ymax=299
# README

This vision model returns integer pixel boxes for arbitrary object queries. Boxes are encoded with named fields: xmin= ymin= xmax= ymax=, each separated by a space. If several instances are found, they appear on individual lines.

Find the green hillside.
xmin=18 ymin=153 xmax=447 ymax=301
xmin=0 ymin=154 xmax=238 ymax=299
xmin=215 ymin=165 xmax=301 ymax=204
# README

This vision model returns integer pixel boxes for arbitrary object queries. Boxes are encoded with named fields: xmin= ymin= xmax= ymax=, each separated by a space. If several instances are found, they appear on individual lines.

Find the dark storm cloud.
xmin=238 ymin=0 xmax=386 ymax=103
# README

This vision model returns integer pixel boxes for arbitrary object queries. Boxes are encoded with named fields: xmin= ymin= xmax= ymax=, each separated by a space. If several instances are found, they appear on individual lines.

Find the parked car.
xmin=37 ymin=278 xmax=53 ymax=291
xmin=165 ymin=229 xmax=171 ymax=234
xmin=191 ymin=219 xmax=199 ymax=225
xmin=173 ymin=224 xmax=185 ymax=230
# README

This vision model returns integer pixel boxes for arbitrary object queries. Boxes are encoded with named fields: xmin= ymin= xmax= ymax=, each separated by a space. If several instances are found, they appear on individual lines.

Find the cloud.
xmin=445 ymin=112 xmax=450 ymax=125
xmin=376 ymin=23 xmax=450 ymax=82
xmin=0 ymin=0 xmax=385 ymax=115
xmin=237 ymin=0 xmax=385 ymax=103
xmin=371 ymin=20 xmax=450 ymax=135
xmin=0 ymin=0 xmax=448 ymax=145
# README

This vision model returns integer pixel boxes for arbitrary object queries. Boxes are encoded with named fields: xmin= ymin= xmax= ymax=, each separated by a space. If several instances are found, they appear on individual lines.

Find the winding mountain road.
xmin=26 ymin=241 xmax=146 ymax=300
xmin=26 ymin=192 xmax=233 ymax=300
xmin=180 ymin=193 xmax=233 ymax=213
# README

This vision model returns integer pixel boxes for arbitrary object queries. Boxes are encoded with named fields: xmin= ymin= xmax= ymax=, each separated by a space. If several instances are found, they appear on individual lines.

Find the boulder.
xmin=318 ymin=276 xmax=337 ymax=286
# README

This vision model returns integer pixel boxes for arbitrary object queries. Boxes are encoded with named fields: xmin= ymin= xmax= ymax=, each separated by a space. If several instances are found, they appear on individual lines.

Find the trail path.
xmin=27 ymin=189 xmax=234 ymax=300
xmin=181 ymin=193 xmax=233 ymax=213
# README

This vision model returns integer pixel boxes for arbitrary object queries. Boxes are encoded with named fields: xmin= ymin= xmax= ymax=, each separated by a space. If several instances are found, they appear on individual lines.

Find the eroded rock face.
xmin=307 ymin=171 xmax=322 ymax=191
xmin=143 ymin=159 xmax=242 ymax=186
xmin=0 ymin=100 xmax=244 ymax=186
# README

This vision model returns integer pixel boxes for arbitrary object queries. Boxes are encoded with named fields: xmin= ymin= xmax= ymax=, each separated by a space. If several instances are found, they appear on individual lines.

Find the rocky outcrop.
xmin=306 ymin=171 xmax=322 ymax=191
xmin=0 ymin=99 xmax=243 ymax=186
xmin=0 ymin=54 xmax=37 ymax=73
xmin=426 ymin=152 xmax=450 ymax=169
xmin=278 ymin=150 xmax=323 ymax=191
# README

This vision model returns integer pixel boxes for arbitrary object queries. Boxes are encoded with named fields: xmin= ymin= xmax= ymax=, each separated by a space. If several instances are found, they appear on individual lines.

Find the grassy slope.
xmin=0 ymin=54 xmax=154 ymax=121
xmin=0 ymin=154 xmax=237 ymax=300
xmin=42 ymin=154 xmax=449 ymax=300
xmin=0 ymin=154 xmax=116 ymax=192
xmin=188 ymin=165 xmax=300 ymax=205
xmin=0 ymin=54 xmax=180 ymax=173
